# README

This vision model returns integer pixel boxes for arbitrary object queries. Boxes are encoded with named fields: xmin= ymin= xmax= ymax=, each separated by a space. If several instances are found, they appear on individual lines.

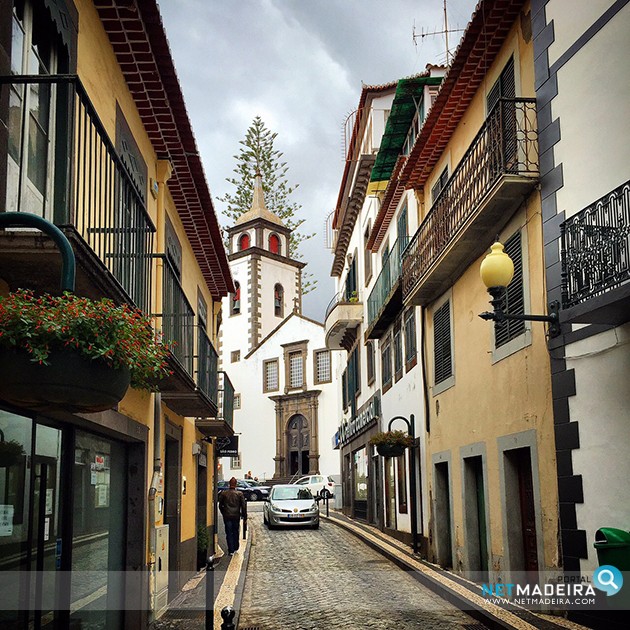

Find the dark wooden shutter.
xmin=433 ymin=301 xmax=452 ymax=384
xmin=495 ymin=231 xmax=525 ymax=348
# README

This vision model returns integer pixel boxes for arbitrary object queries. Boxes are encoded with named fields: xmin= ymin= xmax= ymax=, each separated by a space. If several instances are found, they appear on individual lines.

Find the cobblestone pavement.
xmin=238 ymin=512 xmax=487 ymax=630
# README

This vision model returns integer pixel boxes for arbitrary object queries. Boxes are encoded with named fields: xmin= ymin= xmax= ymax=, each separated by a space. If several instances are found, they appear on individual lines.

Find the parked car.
xmin=295 ymin=474 xmax=335 ymax=498
xmin=263 ymin=484 xmax=319 ymax=530
xmin=217 ymin=479 xmax=270 ymax=501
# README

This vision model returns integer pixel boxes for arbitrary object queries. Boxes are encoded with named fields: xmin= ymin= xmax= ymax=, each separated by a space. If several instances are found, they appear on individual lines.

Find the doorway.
xmin=287 ymin=415 xmax=309 ymax=476
xmin=434 ymin=461 xmax=453 ymax=568
xmin=164 ymin=430 xmax=181 ymax=601
xmin=504 ymin=447 xmax=539 ymax=575
xmin=463 ymin=455 xmax=488 ymax=577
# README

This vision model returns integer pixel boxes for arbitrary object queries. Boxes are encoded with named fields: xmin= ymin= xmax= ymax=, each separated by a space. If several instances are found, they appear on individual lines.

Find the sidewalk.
xmin=322 ymin=509 xmax=591 ymax=630
xmin=151 ymin=521 xmax=251 ymax=629
xmin=153 ymin=509 xmax=592 ymax=630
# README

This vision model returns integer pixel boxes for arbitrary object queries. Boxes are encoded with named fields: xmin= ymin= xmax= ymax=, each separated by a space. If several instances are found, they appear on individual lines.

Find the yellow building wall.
xmin=419 ymin=7 xmax=559 ymax=574
xmin=73 ymin=0 xmax=222 ymax=557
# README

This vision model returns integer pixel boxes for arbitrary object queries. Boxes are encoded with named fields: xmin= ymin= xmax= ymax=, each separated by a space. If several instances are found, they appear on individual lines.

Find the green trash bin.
xmin=594 ymin=528 xmax=630 ymax=571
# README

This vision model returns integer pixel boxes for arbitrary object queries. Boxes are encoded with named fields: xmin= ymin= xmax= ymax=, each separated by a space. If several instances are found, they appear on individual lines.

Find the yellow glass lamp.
xmin=480 ymin=241 xmax=514 ymax=288
xmin=478 ymin=240 xmax=561 ymax=337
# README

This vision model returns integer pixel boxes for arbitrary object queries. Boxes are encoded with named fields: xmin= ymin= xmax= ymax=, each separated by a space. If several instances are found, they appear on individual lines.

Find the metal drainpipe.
xmin=148 ymin=161 xmax=171 ymax=615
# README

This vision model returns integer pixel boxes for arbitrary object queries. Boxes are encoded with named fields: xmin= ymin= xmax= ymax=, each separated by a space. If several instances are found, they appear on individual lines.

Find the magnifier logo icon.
xmin=594 ymin=565 xmax=623 ymax=596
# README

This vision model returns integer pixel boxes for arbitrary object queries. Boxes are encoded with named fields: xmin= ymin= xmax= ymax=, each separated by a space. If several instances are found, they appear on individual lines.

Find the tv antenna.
xmin=413 ymin=0 xmax=465 ymax=64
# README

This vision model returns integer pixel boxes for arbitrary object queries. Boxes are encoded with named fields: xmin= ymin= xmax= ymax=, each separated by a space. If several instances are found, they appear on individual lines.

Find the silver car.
xmin=263 ymin=484 xmax=320 ymax=530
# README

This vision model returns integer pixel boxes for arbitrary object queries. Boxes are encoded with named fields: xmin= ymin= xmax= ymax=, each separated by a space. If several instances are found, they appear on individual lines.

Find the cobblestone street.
xmin=238 ymin=510 xmax=486 ymax=630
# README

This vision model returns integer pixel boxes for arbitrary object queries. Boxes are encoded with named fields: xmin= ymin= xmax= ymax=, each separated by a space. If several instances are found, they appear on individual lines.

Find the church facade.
xmin=219 ymin=175 xmax=341 ymax=481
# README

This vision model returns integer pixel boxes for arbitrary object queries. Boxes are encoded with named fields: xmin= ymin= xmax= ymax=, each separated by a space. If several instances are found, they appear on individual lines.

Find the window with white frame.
xmin=233 ymin=393 xmax=241 ymax=409
xmin=231 ymin=350 xmax=240 ymax=363
xmin=314 ymin=349 xmax=331 ymax=384
xmin=263 ymin=359 xmax=279 ymax=392
xmin=230 ymin=454 xmax=241 ymax=470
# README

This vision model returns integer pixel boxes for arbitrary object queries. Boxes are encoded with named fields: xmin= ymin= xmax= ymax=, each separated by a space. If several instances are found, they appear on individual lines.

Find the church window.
xmin=263 ymin=359 xmax=279 ymax=392
xmin=314 ymin=349 xmax=331 ymax=384
xmin=230 ymin=281 xmax=240 ymax=315
xmin=289 ymin=351 xmax=304 ymax=389
xmin=238 ymin=233 xmax=250 ymax=250
xmin=269 ymin=233 xmax=281 ymax=254
xmin=274 ymin=284 xmax=284 ymax=317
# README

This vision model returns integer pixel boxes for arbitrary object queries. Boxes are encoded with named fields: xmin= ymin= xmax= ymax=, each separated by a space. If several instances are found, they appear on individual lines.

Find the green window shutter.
xmin=494 ymin=231 xmax=525 ymax=348
xmin=433 ymin=301 xmax=452 ymax=384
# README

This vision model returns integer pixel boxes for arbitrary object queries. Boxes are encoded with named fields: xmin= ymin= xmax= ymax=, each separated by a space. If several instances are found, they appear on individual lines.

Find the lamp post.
xmin=479 ymin=241 xmax=561 ymax=337
xmin=387 ymin=415 xmax=419 ymax=555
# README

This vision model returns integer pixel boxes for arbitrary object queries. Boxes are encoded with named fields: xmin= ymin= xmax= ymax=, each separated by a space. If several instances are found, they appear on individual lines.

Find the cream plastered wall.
xmin=567 ymin=324 xmax=630 ymax=572
xmin=545 ymin=0 xmax=616 ymax=67
xmin=424 ymin=194 xmax=558 ymax=573
xmin=550 ymin=7 xmax=630 ymax=217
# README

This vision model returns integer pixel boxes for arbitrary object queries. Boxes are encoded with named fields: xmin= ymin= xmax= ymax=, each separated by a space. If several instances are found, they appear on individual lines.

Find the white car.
xmin=295 ymin=474 xmax=335 ymax=499
xmin=263 ymin=484 xmax=319 ymax=529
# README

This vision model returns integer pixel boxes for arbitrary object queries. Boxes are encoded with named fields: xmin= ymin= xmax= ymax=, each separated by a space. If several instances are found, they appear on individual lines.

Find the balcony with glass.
xmin=0 ymin=75 xmax=155 ymax=313
xmin=402 ymin=98 xmax=539 ymax=306
xmin=324 ymin=260 xmax=363 ymax=351
xmin=365 ymin=236 xmax=409 ymax=339
xmin=560 ymin=180 xmax=630 ymax=326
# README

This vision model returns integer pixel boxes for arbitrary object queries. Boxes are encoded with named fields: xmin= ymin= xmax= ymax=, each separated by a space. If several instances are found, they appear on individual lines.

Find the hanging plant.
xmin=0 ymin=290 xmax=173 ymax=411
xmin=369 ymin=430 xmax=414 ymax=457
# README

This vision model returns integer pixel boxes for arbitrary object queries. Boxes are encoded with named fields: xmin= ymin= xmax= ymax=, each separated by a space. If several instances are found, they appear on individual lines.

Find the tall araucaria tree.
xmin=218 ymin=116 xmax=317 ymax=294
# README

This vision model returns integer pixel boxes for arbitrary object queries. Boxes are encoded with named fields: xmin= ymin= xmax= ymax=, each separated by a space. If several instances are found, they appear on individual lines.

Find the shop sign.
xmin=338 ymin=392 xmax=380 ymax=446
xmin=216 ymin=435 xmax=239 ymax=457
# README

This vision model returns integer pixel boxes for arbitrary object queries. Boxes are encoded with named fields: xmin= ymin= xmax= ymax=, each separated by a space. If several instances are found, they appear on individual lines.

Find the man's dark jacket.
xmin=218 ymin=488 xmax=247 ymax=520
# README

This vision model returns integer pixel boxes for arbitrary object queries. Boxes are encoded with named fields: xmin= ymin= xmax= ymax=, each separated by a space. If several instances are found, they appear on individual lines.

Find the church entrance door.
xmin=288 ymin=414 xmax=309 ymax=476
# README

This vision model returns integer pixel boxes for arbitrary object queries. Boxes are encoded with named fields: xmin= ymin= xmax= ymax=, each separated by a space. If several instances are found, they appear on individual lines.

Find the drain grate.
xmin=160 ymin=609 xmax=205 ymax=620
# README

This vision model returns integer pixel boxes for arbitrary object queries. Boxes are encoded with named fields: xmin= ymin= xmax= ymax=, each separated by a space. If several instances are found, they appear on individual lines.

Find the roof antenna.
xmin=412 ymin=0 xmax=464 ymax=64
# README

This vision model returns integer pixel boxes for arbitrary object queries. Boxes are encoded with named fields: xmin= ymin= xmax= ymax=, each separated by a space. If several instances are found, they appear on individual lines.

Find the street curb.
xmin=230 ymin=522 xmax=253 ymax=629
xmin=322 ymin=512 xmax=575 ymax=630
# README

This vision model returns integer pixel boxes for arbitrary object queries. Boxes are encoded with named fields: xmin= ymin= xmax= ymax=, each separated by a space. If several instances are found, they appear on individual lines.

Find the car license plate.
xmin=288 ymin=513 xmax=303 ymax=519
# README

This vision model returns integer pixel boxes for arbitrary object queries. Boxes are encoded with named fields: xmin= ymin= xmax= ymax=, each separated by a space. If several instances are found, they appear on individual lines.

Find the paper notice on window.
xmin=0 ymin=505 xmax=14 ymax=536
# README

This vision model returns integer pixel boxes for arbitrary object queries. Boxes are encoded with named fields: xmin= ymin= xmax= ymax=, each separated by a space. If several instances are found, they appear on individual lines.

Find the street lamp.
xmin=479 ymin=240 xmax=561 ymax=337
xmin=387 ymin=415 xmax=419 ymax=555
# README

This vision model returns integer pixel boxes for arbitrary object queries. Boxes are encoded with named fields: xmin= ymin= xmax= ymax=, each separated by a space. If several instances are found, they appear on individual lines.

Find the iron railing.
xmin=402 ymin=98 xmax=538 ymax=300
xmin=160 ymin=256 xmax=195 ymax=377
xmin=561 ymin=180 xmax=630 ymax=308
xmin=218 ymin=371 xmax=235 ymax=428
xmin=366 ymin=235 xmax=409 ymax=326
xmin=197 ymin=327 xmax=219 ymax=405
xmin=1 ymin=75 xmax=155 ymax=313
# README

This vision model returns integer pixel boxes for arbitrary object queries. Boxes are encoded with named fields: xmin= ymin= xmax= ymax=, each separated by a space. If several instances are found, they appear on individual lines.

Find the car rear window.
xmin=272 ymin=487 xmax=313 ymax=500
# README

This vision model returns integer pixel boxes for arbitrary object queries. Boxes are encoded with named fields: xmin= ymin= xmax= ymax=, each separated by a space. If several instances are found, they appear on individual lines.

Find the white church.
xmin=218 ymin=174 xmax=341 ymax=482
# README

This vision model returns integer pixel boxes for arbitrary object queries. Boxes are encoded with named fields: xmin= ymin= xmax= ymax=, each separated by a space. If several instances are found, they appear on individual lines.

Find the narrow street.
xmin=238 ymin=505 xmax=486 ymax=630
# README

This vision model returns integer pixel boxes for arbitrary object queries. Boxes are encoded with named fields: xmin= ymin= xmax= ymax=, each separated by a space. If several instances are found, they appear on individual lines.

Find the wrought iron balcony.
xmin=560 ymin=180 xmax=630 ymax=325
xmin=197 ymin=326 xmax=219 ymax=407
xmin=0 ymin=75 xmax=155 ymax=313
xmin=365 ymin=235 xmax=409 ymax=339
xmin=196 ymin=371 xmax=234 ymax=438
xmin=402 ymin=98 xmax=539 ymax=306
xmin=324 ymin=291 xmax=363 ymax=350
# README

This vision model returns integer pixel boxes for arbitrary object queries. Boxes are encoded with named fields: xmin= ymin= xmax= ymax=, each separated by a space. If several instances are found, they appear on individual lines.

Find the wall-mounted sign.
xmin=216 ymin=435 xmax=239 ymax=458
xmin=338 ymin=392 xmax=381 ymax=446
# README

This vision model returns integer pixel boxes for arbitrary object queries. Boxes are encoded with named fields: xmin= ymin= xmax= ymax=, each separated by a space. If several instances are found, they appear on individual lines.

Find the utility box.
xmin=153 ymin=524 xmax=169 ymax=618
xmin=334 ymin=484 xmax=342 ymax=509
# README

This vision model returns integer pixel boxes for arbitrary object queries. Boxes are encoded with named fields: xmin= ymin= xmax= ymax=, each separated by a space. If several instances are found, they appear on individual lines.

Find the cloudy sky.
xmin=157 ymin=0 xmax=478 ymax=320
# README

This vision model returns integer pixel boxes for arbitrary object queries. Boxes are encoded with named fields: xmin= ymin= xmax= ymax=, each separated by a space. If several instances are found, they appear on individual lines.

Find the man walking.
xmin=218 ymin=477 xmax=247 ymax=556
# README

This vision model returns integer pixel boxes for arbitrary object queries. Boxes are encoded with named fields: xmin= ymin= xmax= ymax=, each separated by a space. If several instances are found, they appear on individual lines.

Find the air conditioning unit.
xmin=153 ymin=524 xmax=169 ymax=618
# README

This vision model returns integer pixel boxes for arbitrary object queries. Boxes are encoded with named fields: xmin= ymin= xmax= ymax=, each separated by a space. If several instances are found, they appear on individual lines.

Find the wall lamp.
xmin=479 ymin=241 xmax=561 ymax=337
